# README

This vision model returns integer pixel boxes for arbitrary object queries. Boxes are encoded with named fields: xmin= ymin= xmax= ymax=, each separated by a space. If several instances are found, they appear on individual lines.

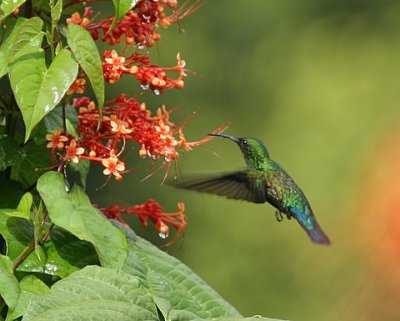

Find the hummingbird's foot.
xmin=275 ymin=210 xmax=283 ymax=222
xmin=285 ymin=213 xmax=292 ymax=220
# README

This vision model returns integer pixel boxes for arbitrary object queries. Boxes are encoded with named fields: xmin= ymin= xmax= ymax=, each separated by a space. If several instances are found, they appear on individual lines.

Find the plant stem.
xmin=62 ymin=97 xmax=67 ymax=134
xmin=12 ymin=224 xmax=54 ymax=271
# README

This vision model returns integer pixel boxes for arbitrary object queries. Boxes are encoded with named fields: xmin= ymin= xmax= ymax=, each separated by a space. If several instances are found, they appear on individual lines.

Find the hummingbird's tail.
xmin=307 ymin=225 xmax=331 ymax=245
xmin=291 ymin=208 xmax=331 ymax=245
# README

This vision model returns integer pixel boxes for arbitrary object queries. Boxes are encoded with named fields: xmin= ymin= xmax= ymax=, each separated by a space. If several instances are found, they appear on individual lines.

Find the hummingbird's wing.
xmin=172 ymin=171 xmax=267 ymax=203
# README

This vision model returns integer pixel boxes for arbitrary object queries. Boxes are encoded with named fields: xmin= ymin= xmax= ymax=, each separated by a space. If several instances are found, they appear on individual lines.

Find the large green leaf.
xmin=0 ymin=254 xmax=20 ymax=310
xmin=22 ymin=266 xmax=159 ymax=321
xmin=66 ymin=24 xmax=104 ymax=110
xmin=9 ymin=45 xmax=78 ymax=141
xmin=118 ymin=224 xmax=287 ymax=321
xmin=0 ymin=18 xmax=25 ymax=78
xmin=0 ymin=0 xmax=27 ymax=22
xmin=119 ymin=224 xmax=242 ymax=321
xmin=37 ymin=172 xmax=127 ymax=269
xmin=6 ymin=275 xmax=49 ymax=321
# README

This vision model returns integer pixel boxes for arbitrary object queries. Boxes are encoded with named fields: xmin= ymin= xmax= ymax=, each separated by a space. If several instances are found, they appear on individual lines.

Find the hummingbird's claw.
xmin=275 ymin=210 xmax=283 ymax=222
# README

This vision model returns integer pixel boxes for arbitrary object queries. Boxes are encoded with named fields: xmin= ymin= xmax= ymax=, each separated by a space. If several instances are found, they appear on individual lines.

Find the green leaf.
xmin=50 ymin=0 xmax=63 ymax=24
xmin=43 ymin=105 xmax=78 ymax=133
xmin=46 ymin=227 xmax=99 ymax=277
xmin=37 ymin=172 xmax=127 ymax=269
xmin=0 ymin=192 xmax=33 ymax=220
xmin=23 ymin=265 xmax=159 ymax=321
xmin=10 ymin=140 xmax=50 ymax=188
xmin=0 ymin=208 xmax=98 ymax=277
xmin=18 ymin=226 xmax=99 ymax=277
xmin=6 ymin=275 xmax=49 ymax=321
xmin=67 ymin=159 xmax=90 ymax=188
xmin=0 ymin=0 xmax=27 ymax=22
xmin=9 ymin=44 xmax=79 ymax=141
xmin=0 ymin=254 xmax=20 ymax=310
xmin=111 ymin=0 xmax=139 ymax=27
xmin=16 ymin=193 xmax=33 ymax=219
xmin=33 ymin=202 xmax=44 ymax=256
xmin=105 ymin=0 xmax=136 ymax=45
xmin=7 ymin=18 xmax=43 ymax=63
xmin=66 ymin=24 xmax=104 ymax=110
xmin=0 ymin=215 xmax=33 ymax=260
xmin=119 ymin=224 xmax=241 ymax=320
xmin=0 ymin=18 xmax=25 ymax=78
xmin=0 ymin=135 xmax=25 ymax=171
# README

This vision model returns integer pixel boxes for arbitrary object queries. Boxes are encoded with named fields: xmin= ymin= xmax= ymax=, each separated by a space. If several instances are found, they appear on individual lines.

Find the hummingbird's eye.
xmin=242 ymin=139 xmax=248 ymax=145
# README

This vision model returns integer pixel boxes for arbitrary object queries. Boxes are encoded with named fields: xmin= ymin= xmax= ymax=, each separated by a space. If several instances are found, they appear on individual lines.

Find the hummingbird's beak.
xmin=208 ymin=133 xmax=240 ymax=144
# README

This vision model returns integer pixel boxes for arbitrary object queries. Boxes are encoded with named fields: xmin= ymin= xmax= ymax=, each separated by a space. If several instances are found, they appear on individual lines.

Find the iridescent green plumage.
xmin=174 ymin=133 xmax=330 ymax=245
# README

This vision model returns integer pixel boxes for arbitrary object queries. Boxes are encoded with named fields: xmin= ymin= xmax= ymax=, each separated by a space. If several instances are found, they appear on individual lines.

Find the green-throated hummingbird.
xmin=174 ymin=133 xmax=330 ymax=245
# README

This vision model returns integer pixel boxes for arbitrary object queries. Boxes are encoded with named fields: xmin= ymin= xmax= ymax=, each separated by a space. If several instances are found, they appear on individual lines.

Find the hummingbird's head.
xmin=208 ymin=133 xmax=270 ymax=168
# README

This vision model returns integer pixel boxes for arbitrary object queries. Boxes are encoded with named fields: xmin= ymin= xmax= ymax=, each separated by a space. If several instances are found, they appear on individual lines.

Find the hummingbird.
xmin=174 ymin=133 xmax=330 ymax=245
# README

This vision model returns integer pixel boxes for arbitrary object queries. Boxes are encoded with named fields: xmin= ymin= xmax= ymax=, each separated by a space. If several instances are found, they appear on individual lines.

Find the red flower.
xmin=67 ymin=77 xmax=86 ymax=95
xmin=101 ymin=150 xmax=126 ymax=180
xmin=100 ymin=200 xmax=187 ymax=245
xmin=64 ymin=139 xmax=85 ymax=163
xmin=46 ymin=128 xmax=68 ymax=150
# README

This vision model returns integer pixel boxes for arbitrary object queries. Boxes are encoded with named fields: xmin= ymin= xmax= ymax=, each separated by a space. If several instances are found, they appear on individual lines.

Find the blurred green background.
xmin=89 ymin=1 xmax=400 ymax=320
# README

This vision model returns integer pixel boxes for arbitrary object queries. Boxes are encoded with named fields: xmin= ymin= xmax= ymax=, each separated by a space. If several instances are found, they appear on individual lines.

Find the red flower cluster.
xmin=102 ymin=50 xmax=186 ymax=93
xmin=47 ymin=95 xmax=227 ymax=183
xmin=75 ymin=0 xmax=200 ymax=47
xmin=100 ymin=199 xmax=186 ymax=246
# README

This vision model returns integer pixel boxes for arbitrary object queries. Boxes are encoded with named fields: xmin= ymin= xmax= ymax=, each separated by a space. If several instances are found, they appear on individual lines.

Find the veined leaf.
xmin=0 ymin=18 xmax=25 ymax=78
xmin=37 ymin=172 xmax=127 ymax=269
xmin=22 ymin=266 xmax=159 ymax=321
xmin=0 ymin=254 xmax=20 ymax=310
xmin=117 ymin=224 xmax=288 ymax=321
xmin=8 ymin=17 xmax=43 ymax=62
xmin=119 ymin=224 xmax=242 ymax=320
xmin=66 ymin=24 xmax=104 ymax=110
xmin=6 ymin=275 xmax=49 ymax=321
xmin=9 ymin=43 xmax=78 ymax=141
